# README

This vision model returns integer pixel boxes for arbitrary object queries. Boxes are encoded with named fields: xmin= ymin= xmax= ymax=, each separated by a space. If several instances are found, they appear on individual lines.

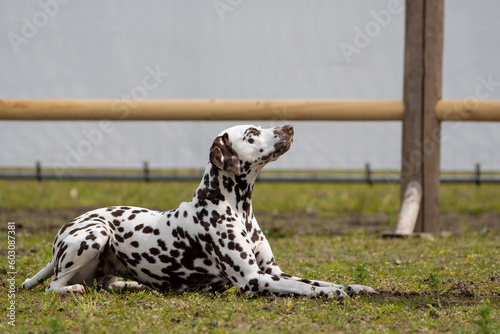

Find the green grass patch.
xmin=2 ymin=231 xmax=499 ymax=333
xmin=2 ymin=179 xmax=500 ymax=214
xmin=1 ymin=180 xmax=499 ymax=333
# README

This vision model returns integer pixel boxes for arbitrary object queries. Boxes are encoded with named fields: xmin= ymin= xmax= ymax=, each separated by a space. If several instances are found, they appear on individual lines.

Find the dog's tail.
xmin=21 ymin=260 xmax=54 ymax=290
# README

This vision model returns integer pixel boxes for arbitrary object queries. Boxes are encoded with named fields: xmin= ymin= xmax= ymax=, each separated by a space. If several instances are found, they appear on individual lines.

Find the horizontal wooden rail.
xmin=436 ymin=100 xmax=500 ymax=121
xmin=0 ymin=99 xmax=404 ymax=121
xmin=1 ymin=99 xmax=499 ymax=121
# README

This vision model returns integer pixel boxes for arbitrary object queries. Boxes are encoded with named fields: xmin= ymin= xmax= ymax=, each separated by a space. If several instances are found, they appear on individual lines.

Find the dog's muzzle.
xmin=271 ymin=124 xmax=294 ymax=158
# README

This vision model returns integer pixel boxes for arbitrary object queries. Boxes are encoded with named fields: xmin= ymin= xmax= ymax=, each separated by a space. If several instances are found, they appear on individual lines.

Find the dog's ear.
xmin=209 ymin=133 xmax=241 ymax=176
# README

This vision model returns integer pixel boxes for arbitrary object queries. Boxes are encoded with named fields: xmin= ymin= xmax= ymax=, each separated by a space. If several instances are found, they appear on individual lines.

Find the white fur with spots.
xmin=21 ymin=125 xmax=376 ymax=298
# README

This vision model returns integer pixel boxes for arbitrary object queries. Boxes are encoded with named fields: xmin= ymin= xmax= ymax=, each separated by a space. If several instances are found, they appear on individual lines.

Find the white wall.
xmin=0 ymin=0 xmax=499 ymax=171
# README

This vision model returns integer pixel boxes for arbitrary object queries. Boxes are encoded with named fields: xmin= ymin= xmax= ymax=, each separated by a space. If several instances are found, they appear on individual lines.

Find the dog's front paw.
xmin=331 ymin=288 xmax=349 ymax=299
xmin=345 ymin=285 xmax=378 ymax=296
xmin=21 ymin=279 xmax=30 ymax=290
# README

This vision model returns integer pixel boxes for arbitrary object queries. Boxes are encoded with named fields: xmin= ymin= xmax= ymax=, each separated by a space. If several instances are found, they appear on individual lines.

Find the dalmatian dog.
xmin=22 ymin=124 xmax=377 ymax=298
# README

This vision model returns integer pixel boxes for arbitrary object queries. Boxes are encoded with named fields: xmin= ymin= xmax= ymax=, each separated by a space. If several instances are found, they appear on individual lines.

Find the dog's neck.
xmin=192 ymin=163 xmax=262 ymax=229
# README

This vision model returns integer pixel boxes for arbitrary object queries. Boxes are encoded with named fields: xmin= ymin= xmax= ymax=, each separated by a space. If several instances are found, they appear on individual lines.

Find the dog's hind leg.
xmin=101 ymin=277 xmax=152 ymax=292
xmin=94 ymin=244 xmax=152 ymax=292
xmin=46 ymin=223 xmax=110 ymax=293
xmin=21 ymin=260 xmax=55 ymax=290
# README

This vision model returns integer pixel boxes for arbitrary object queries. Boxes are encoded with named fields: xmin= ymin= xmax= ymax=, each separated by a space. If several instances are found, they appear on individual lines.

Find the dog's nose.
xmin=283 ymin=124 xmax=294 ymax=135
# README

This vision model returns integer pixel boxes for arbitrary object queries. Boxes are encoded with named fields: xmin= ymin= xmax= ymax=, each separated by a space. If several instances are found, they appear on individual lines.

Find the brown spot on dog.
xmin=112 ymin=210 xmax=124 ymax=217
xmin=77 ymin=241 xmax=89 ymax=256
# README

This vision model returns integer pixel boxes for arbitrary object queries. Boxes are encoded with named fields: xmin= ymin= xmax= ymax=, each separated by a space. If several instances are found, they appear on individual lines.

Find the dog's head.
xmin=209 ymin=125 xmax=294 ymax=176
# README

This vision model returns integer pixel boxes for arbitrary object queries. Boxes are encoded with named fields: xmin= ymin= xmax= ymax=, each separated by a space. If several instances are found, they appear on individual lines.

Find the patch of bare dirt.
xmin=379 ymin=275 xmax=500 ymax=303
xmin=439 ymin=211 xmax=500 ymax=234
xmin=0 ymin=207 xmax=94 ymax=233
xmin=256 ymin=210 xmax=390 ymax=237
xmin=2 ymin=207 xmax=498 ymax=236
xmin=256 ymin=210 xmax=500 ymax=237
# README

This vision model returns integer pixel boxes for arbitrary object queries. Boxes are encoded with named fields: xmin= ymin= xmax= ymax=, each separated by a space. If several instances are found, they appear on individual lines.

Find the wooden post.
xmin=382 ymin=181 xmax=423 ymax=238
xmin=402 ymin=0 xmax=424 ymax=231
xmin=422 ymin=0 xmax=444 ymax=233
xmin=401 ymin=0 xmax=444 ymax=233
xmin=394 ymin=181 xmax=423 ymax=235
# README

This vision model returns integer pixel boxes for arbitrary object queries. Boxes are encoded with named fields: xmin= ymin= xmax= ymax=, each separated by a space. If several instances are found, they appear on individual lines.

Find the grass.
xmin=2 ymin=178 xmax=500 ymax=214
xmin=1 ymin=179 xmax=499 ymax=333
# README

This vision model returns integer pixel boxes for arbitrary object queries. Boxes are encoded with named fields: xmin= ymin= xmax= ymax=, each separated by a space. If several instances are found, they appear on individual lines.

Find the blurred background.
xmin=1 ymin=0 xmax=499 ymax=173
